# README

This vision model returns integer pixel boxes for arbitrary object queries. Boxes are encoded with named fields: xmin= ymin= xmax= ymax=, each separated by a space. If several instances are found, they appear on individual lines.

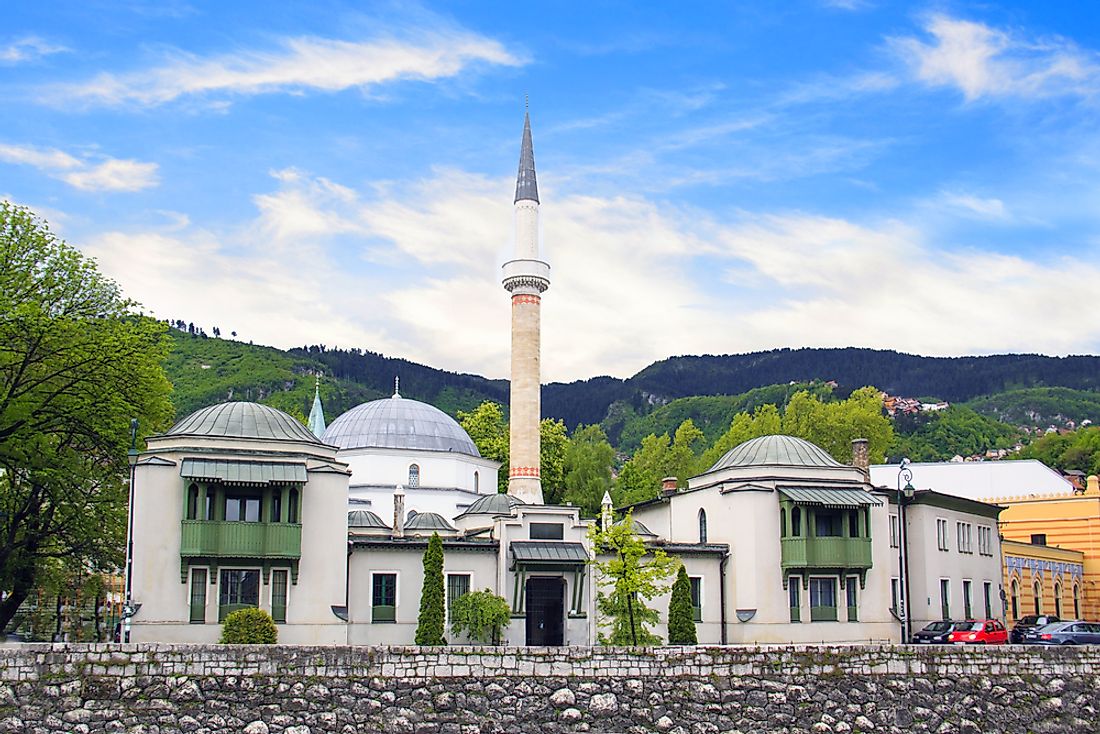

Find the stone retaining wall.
xmin=0 ymin=644 xmax=1097 ymax=734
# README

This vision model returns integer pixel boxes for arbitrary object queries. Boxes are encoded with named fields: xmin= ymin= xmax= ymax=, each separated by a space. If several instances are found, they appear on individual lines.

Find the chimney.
xmin=851 ymin=438 xmax=870 ymax=476
xmin=393 ymin=484 xmax=406 ymax=537
xmin=661 ymin=477 xmax=678 ymax=497
xmin=1087 ymin=475 xmax=1100 ymax=496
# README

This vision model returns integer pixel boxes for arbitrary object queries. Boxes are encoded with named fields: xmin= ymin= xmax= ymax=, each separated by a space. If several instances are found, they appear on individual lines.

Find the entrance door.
xmin=525 ymin=577 xmax=565 ymax=646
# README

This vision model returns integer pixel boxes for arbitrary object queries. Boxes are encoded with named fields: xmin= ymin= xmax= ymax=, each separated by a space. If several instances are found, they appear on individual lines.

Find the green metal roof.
xmin=777 ymin=486 xmax=882 ymax=508
xmin=510 ymin=541 xmax=587 ymax=565
xmin=180 ymin=458 xmax=307 ymax=485
xmin=167 ymin=401 xmax=323 ymax=444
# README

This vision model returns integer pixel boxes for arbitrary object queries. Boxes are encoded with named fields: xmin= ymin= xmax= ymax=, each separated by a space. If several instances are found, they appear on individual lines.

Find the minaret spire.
xmin=503 ymin=107 xmax=550 ymax=505
xmin=308 ymin=374 xmax=326 ymax=438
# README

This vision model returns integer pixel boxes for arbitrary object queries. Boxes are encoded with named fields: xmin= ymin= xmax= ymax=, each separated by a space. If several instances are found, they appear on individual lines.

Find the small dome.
xmin=458 ymin=493 xmax=525 ymax=518
xmin=615 ymin=517 xmax=656 ymax=537
xmin=165 ymin=401 xmax=321 ymax=444
xmin=710 ymin=435 xmax=841 ymax=472
xmin=323 ymin=396 xmax=480 ymax=456
xmin=404 ymin=512 xmax=457 ymax=534
xmin=348 ymin=509 xmax=389 ymax=529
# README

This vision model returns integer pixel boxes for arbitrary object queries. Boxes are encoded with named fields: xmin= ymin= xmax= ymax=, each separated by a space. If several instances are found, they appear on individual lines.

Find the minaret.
xmin=503 ymin=110 xmax=550 ymax=504
xmin=308 ymin=375 xmax=326 ymax=438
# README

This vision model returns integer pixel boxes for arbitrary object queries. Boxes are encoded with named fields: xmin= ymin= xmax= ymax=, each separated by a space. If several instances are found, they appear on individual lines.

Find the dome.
xmin=457 ymin=493 xmax=525 ymax=518
xmin=165 ymin=401 xmax=322 ymax=444
xmin=404 ymin=512 xmax=457 ymax=534
xmin=323 ymin=396 xmax=480 ymax=456
xmin=348 ymin=509 xmax=389 ymax=529
xmin=615 ymin=517 xmax=656 ymax=537
xmin=710 ymin=435 xmax=842 ymax=472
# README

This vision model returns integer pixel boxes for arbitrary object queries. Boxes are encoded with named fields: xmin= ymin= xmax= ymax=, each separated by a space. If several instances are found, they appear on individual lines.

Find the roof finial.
xmin=525 ymin=93 xmax=529 ymax=110
xmin=393 ymin=375 xmax=401 ymax=399
xmin=307 ymin=372 xmax=326 ymax=438
xmin=514 ymin=108 xmax=539 ymax=204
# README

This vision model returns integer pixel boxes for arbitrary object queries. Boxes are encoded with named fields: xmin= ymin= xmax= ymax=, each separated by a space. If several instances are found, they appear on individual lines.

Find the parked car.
xmin=912 ymin=620 xmax=962 ymax=644
xmin=948 ymin=619 xmax=1008 ymax=645
xmin=1022 ymin=621 xmax=1100 ymax=645
xmin=1010 ymin=614 xmax=1060 ymax=644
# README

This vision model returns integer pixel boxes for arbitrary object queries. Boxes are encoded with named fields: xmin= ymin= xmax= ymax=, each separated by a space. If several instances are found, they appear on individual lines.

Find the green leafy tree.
xmin=588 ymin=511 xmax=677 ymax=646
xmin=220 ymin=607 xmax=278 ymax=644
xmin=415 ymin=532 xmax=446 ymax=645
xmin=449 ymin=588 xmax=511 ymax=645
xmin=1016 ymin=426 xmax=1100 ymax=475
xmin=667 ymin=564 xmax=697 ymax=645
xmin=563 ymin=424 xmax=616 ymax=516
xmin=0 ymin=202 xmax=173 ymax=632
xmin=540 ymin=417 xmax=569 ymax=504
xmin=459 ymin=402 xmax=510 ymax=492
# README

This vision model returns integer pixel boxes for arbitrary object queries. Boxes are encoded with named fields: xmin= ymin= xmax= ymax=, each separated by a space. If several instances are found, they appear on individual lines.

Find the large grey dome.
xmin=323 ymin=396 xmax=480 ymax=456
xmin=165 ymin=402 xmax=321 ymax=444
xmin=710 ymin=435 xmax=841 ymax=472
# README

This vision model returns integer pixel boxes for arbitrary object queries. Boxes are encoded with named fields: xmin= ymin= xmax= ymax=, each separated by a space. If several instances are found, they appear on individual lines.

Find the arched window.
xmin=780 ymin=507 xmax=787 ymax=537
xmin=1073 ymin=584 xmax=1080 ymax=618
xmin=698 ymin=509 xmax=708 ymax=544
xmin=408 ymin=464 xmax=420 ymax=488
xmin=1010 ymin=579 xmax=1019 ymax=621
xmin=473 ymin=471 xmax=479 ymax=493
xmin=288 ymin=489 xmax=299 ymax=524
xmin=1033 ymin=580 xmax=1041 ymax=615
xmin=1054 ymin=582 xmax=1062 ymax=618
xmin=792 ymin=507 xmax=802 ymax=537
xmin=186 ymin=483 xmax=199 ymax=520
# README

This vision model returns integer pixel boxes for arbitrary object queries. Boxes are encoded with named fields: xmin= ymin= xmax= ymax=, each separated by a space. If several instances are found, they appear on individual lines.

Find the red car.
xmin=948 ymin=619 xmax=1008 ymax=645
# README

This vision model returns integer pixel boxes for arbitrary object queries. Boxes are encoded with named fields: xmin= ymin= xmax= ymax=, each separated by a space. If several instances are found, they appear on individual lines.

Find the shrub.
xmin=667 ymin=564 xmax=697 ymax=645
xmin=220 ymin=607 xmax=277 ymax=644
xmin=449 ymin=589 xmax=511 ymax=645
xmin=415 ymin=532 xmax=446 ymax=645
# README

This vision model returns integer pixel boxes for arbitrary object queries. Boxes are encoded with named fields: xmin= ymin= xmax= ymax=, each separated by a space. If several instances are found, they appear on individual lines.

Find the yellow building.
xmin=996 ymin=475 xmax=1100 ymax=622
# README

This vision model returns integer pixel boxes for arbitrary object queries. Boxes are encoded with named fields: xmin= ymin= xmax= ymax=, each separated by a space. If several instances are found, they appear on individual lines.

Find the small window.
xmin=447 ymin=574 xmax=470 ymax=619
xmin=186 ymin=484 xmax=199 ymax=520
xmin=1054 ymin=582 xmax=1062 ymax=618
xmin=288 ymin=489 xmax=299 ymax=523
xmin=848 ymin=511 xmax=859 ymax=538
xmin=530 ymin=523 xmax=564 ymax=540
xmin=189 ymin=568 xmax=207 ymax=624
xmin=846 ymin=577 xmax=858 ymax=622
xmin=814 ymin=512 xmax=841 ymax=537
xmin=1031 ymin=533 xmax=1047 ymax=546
xmin=809 ymin=578 xmax=837 ymax=622
xmin=408 ymin=464 xmax=420 ymax=488
xmin=940 ymin=578 xmax=950 ymax=620
xmin=1074 ymin=584 xmax=1080 ymax=618
xmin=272 ymin=494 xmax=282 ymax=523
xmin=271 ymin=569 xmax=289 ymax=624
xmin=890 ymin=577 xmax=900 ymax=613
xmin=889 ymin=514 xmax=899 ymax=548
xmin=689 ymin=577 xmax=702 ymax=622
xmin=789 ymin=577 xmax=801 ymax=623
xmin=225 ymin=495 xmax=261 ymax=522
xmin=791 ymin=507 xmax=801 ymax=537
xmin=1011 ymin=579 xmax=1020 ymax=620
xmin=473 ymin=471 xmax=479 ymax=492
xmin=219 ymin=569 xmax=260 ymax=621
xmin=962 ymin=580 xmax=972 ymax=619
xmin=983 ymin=581 xmax=993 ymax=619
xmin=780 ymin=507 xmax=787 ymax=537
xmin=698 ymin=509 xmax=708 ymax=544
xmin=1033 ymin=580 xmax=1041 ymax=615
xmin=204 ymin=491 xmax=214 ymax=521
xmin=372 ymin=573 xmax=397 ymax=623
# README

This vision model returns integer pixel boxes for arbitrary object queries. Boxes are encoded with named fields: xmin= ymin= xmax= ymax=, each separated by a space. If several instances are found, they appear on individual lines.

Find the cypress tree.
xmin=415 ymin=532 xmax=446 ymax=645
xmin=667 ymin=564 xmax=697 ymax=645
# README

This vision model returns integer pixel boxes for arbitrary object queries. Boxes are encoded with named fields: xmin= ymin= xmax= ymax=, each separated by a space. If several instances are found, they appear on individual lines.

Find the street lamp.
xmin=123 ymin=418 xmax=138 ymax=643
xmin=897 ymin=458 xmax=915 ymax=643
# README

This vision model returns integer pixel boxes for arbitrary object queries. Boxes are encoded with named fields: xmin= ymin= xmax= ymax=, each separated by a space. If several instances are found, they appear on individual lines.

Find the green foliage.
xmin=616 ymin=419 xmax=708 ymax=506
xmin=0 ymin=202 xmax=174 ymax=632
xmin=540 ymin=418 xmax=569 ymax=504
xmin=563 ymin=425 xmax=616 ymax=516
xmin=966 ymin=387 xmax=1100 ymax=428
xmin=219 ymin=607 xmax=277 ymax=644
xmin=667 ymin=565 xmax=697 ymax=645
xmin=891 ymin=406 xmax=1020 ymax=461
xmin=1015 ymin=426 xmax=1100 ymax=475
xmin=415 ymin=532 xmax=446 ymax=645
xmin=448 ymin=588 xmax=511 ymax=645
xmin=459 ymin=402 xmax=510 ymax=492
xmin=780 ymin=387 xmax=894 ymax=463
xmin=696 ymin=404 xmax=783 ymax=471
xmin=589 ymin=511 xmax=677 ymax=646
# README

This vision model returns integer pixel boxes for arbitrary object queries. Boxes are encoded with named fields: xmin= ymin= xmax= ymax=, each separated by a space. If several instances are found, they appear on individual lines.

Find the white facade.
xmin=870 ymin=460 xmax=1073 ymax=502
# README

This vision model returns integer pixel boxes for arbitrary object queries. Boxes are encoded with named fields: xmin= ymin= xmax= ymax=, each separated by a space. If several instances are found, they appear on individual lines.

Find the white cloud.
xmin=47 ymin=30 xmax=523 ymax=108
xmin=938 ymin=191 xmax=1009 ymax=221
xmin=0 ymin=36 xmax=68 ymax=63
xmin=0 ymin=143 xmax=159 ymax=192
xmin=891 ymin=14 xmax=1100 ymax=100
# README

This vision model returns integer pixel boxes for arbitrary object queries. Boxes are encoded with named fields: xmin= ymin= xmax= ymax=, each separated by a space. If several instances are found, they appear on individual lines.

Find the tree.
xmin=563 ymin=424 xmax=615 ymax=516
xmin=415 ymin=532 xmax=446 ymax=645
xmin=667 ymin=564 xmax=697 ymax=645
xmin=588 ymin=510 xmax=677 ymax=646
xmin=540 ymin=418 xmax=569 ymax=504
xmin=616 ymin=419 xmax=706 ymax=506
xmin=0 ymin=202 xmax=173 ymax=632
xmin=459 ymin=402 xmax=509 ymax=492
xmin=449 ymin=588 xmax=511 ymax=645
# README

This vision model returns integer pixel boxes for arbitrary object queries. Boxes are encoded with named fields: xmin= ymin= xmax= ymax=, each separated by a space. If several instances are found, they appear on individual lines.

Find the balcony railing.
xmin=780 ymin=536 xmax=872 ymax=570
xmin=180 ymin=521 xmax=302 ymax=558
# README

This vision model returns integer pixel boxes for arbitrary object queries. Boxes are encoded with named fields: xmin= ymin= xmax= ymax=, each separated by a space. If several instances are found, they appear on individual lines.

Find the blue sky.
xmin=3 ymin=1 xmax=1099 ymax=382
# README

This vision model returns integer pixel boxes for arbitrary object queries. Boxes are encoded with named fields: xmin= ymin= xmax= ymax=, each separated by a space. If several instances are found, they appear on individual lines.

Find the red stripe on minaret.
xmin=511 ymin=294 xmax=540 ymax=305
xmin=509 ymin=466 xmax=541 ymax=477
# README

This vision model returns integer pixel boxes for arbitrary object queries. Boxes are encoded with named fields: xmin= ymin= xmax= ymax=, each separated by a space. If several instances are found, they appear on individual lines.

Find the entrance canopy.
xmin=510 ymin=541 xmax=587 ymax=569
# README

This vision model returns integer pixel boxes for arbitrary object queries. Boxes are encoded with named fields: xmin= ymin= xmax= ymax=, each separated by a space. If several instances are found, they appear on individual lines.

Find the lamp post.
xmin=123 ymin=418 xmax=138 ymax=643
xmin=897 ymin=458 xmax=915 ymax=643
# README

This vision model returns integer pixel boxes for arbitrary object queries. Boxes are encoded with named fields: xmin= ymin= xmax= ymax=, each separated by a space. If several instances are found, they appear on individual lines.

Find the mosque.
xmin=126 ymin=113 xmax=985 ymax=646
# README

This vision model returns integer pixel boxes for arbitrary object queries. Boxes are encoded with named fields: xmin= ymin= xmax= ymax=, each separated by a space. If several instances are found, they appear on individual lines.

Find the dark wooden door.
xmin=525 ymin=577 xmax=564 ymax=646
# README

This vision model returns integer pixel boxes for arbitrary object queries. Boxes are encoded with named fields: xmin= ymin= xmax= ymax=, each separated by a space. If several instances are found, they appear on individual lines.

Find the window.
xmin=272 ymin=494 xmax=282 ymax=523
xmin=186 ymin=484 xmax=199 ymax=520
xmin=791 ymin=507 xmax=801 ymax=537
xmin=1074 ymin=584 xmax=1081 ymax=619
xmin=225 ymin=495 xmax=261 ymax=522
xmin=219 ymin=569 xmax=259 ymax=621
xmin=890 ymin=578 xmax=900 ymax=614
xmin=889 ymin=514 xmax=899 ymax=548
xmin=780 ymin=508 xmax=787 ymax=537
xmin=189 ymin=568 xmax=207 ymax=624
xmin=956 ymin=522 xmax=973 ymax=553
xmin=977 ymin=526 xmax=993 ymax=556
xmin=689 ymin=577 xmax=703 ymax=622
xmin=271 ymin=570 xmax=288 ymax=624
xmin=962 ymin=580 xmax=972 ymax=620
xmin=846 ymin=577 xmax=858 ymax=622
xmin=983 ymin=581 xmax=993 ymax=619
xmin=815 ymin=512 xmax=841 ymax=537
xmin=848 ymin=511 xmax=859 ymax=538
xmin=939 ymin=578 xmax=950 ymax=620
xmin=204 ymin=491 xmax=214 ymax=521
xmin=408 ymin=464 xmax=420 ymax=488
xmin=698 ymin=509 xmax=708 ymax=544
xmin=936 ymin=519 xmax=949 ymax=551
xmin=1033 ymin=580 xmax=1042 ymax=615
xmin=1054 ymin=582 xmax=1062 ymax=618
xmin=372 ymin=573 xmax=397 ymax=623
xmin=447 ymin=574 xmax=470 ymax=619
xmin=1031 ymin=533 xmax=1047 ymax=546
xmin=809 ymin=578 xmax=837 ymax=622
xmin=473 ymin=471 xmax=479 ymax=492
xmin=530 ymin=523 xmax=564 ymax=540
xmin=288 ymin=489 xmax=299 ymax=523
xmin=1011 ymin=579 xmax=1019 ymax=621
xmin=789 ymin=577 xmax=801 ymax=623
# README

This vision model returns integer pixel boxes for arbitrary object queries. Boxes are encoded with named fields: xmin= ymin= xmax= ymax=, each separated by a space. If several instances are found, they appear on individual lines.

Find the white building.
xmin=869 ymin=460 xmax=1074 ymax=502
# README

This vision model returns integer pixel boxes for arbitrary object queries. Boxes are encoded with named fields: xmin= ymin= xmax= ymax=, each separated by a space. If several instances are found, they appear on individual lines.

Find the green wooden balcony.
xmin=180 ymin=520 xmax=302 ymax=559
xmin=780 ymin=537 xmax=872 ymax=570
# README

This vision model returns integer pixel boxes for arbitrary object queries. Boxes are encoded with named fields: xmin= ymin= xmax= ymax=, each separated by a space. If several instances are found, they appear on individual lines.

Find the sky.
xmin=3 ymin=1 xmax=1100 ymax=383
